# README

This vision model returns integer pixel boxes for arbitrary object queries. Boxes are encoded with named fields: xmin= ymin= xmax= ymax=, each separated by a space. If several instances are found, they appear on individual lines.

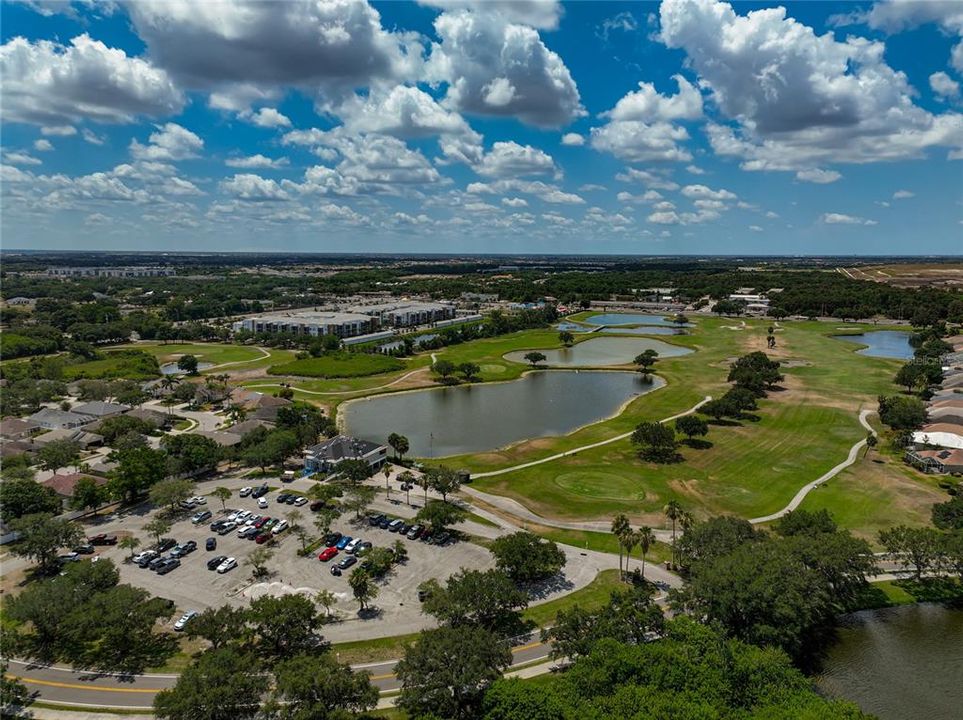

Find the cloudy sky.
xmin=1 ymin=0 xmax=961 ymax=255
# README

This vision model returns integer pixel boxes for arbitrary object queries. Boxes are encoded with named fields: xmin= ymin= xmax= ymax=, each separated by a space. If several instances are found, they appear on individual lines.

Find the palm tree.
xmin=635 ymin=526 xmax=655 ymax=579
xmin=399 ymin=470 xmax=415 ymax=505
xmin=418 ymin=472 xmax=431 ymax=507
xmin=611 ymin=514 xmax=630 ymax=578
xmin=677 ymin=509 xmax=694 ymax=567
xmin=226 ymin=403 xmax=247 ymax=424
xmin=382 ymin=463 xmax=392 ymax=499
xmin=160 ymin=375 xmax=180 ymax=416
xmin=622 ymin=527 xmax=638 ymax=576
xmin=664 ymin=500 xmax=682 ymax=567
xmin=119 ymin=535 xmax=140 ymax=561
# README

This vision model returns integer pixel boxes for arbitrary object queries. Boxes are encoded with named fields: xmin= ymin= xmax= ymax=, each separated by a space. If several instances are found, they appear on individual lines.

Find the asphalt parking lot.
xmin=96 ymin=485 xmax=495 ymax=640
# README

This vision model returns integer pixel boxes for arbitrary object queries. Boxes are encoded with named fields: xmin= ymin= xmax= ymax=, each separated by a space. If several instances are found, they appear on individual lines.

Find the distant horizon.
xmin=2 ymin=0 xmax=961 ymax=254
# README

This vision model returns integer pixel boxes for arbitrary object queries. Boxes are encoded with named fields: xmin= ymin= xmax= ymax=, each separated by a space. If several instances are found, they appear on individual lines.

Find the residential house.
xmin=32 ymin=428 xmax=105 ymax=450
xmin=28 ymin=408 xmax=94 ymax=430
xmin=0 ymin=418 xmax=40 ymax=441
xmin=912 ymin=424 xmax=963 ymax=450
xmin=905 ymin=447 xmax=963 ymax=474
xmin=194 ymin=430 xmax=243 ymax=447
xmin=71 ymin=401 xmax=131 ymax=419
xmin=304 ymin=435 xmax=387 ymax=475
xmin=125 ymin=407 xmax=170 ymax=429
xmin=928 ymin=406 xmax=963 ymax=428
xmin=41 ymin=473 xmax=108 ymax=503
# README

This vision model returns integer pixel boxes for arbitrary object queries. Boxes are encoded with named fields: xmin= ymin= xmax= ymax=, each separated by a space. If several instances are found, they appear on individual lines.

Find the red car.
xmin=318 ymin=547 xmax=338 ymax=562
xmin=254 ymin=516 xmax=270 ymax=529
xmin=255 ymin=532 xmax=272 ymax=544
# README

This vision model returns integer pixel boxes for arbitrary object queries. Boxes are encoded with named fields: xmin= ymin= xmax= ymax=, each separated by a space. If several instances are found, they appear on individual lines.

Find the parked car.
xmin=205 ymin=537 xmax=217 ymax=551
xmin=435 ymin=531 xmax=452 ymax=545
xmin=156 ymin=538 xmax=177 ymax=552
xmin=318 ymin=547 xmax=338 ymax=562
xmin=368 ymin=514 xmax=386 ymax=527
xmin=210 ymin=520 xmax=228 ymax=532
xmin=156 ymin=558 xmax=181 ymax=575
xmin=355 ymin=541 xmax=372 ymax=556
xmin=192 ymin=510 xmax=213 ymax=524
xmin=310 ymin=500 xmax=327 ymax=512
xmin=406 ymin=524 xmax=424 ymax=540
xmin=420 ymin=529 xmax=434 ymax=544
xmin=240 ymin=526 xmax=260 ymax=539
xmin=276 ymin=493 xmax=290 ymax=504
xmin=344 ymin=537 xmax=361 ymax=554
xmin=335 ymin=535 xmax=352 ymax=550
xmin=148 ymin=555 xmax=170 ymax=571
xmin=400 ymin=523 xmax=413 ymax=535
xmin=189 ymin=496 xmax=207 ymax=505
xmin=207 ymin=555 xmax=227 ymax=571
xmin=254 ymin=516 xmax=270 ymax=529
xmin=251 ymin=485 xmax=269 ymax=498
xmin=236 ymin=510 xmax=252 ymax=523
xmin=284 ymin=495 xmax=298 ymax=505
xmin=255 ymin=532 xmax=272 ymax=544
xmin=178 ymin=499 xmax=196 ymax=510
xmin=73 ymin=543 xmax=95 ymax=554
xmin=58 ymin=552 xmax=80 ymax=564
xmin=239 ymin=487 xmax=252 ymax=497
xmin=293 ymin=496 xmax=307 ymax=506
xmin=173 ymin=611 xmax=197 ymax=631
xmin=217 ymin=521 xmax=237 ymax=535
xmin=331 ymin=555 xmax=357 ymax=575
xmin=388 ymin=519 xmax=404 ymax=533
xmin=262 ymin=519 xmax=277 ymax=531
xmin=281 ymin=470 xmax=296 ymax=483
xmin=170 ymin=540 xmax=197 ymax=557
xmin=89 ymin=534 xmax=118 ymax=546
xmin=134 ymin=550 xmax=158 ymax=566
xmin=257 ymin=497 xmax=268 ymax=509
xmin=216 ymin=557 xmax=238 ymax=574
xmin=324 ymin=532 xmax=342 ymax=547
xmin=272 ymin=520 xmax=289 ymax=535
xmin=376 ymin=516 xmax=392 ymax=529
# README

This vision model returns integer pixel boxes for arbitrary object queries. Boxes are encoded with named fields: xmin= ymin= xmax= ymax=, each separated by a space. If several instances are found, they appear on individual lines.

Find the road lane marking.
xmin=7 ymin=675 xmax=162 ymax=694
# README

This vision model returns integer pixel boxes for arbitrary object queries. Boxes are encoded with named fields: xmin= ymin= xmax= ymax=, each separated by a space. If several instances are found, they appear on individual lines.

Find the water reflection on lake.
xmin=341 ymin=370 xmax=662 ymax=457
xmin=505 ymin=336 xmax=692 ymax=367
xmin=834 ymin=330 xmax=914 ymax=360
xmin=817 ymin=603 xmax=963 ymax=720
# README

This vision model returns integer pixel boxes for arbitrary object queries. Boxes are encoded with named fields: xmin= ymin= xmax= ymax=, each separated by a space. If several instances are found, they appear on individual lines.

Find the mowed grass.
xmin=269 ymin=352 xmax=405 ymax=379
xmin=450 ymin=318 xmax=918 ymax=525
xmin=522 ymin=569 xmax=625 ymax=627
xmin=120 ymin=342 xmax=269 ymax=366
xmin=795 ymin=454 xmax=945 ymax=545
xmin=61 ymin=350 xmax=160 ymax=380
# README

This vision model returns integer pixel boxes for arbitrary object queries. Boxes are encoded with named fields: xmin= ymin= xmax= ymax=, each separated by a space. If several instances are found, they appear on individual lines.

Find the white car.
xmin=236 ymin=510 xmax=252 ymax=523
xmin=272 ymin=520 xmax=289 ymax=535
xmin=344 ymin=537 xmax=361 ymax=554
xmin=257 ymin=497 xmax=268 ymax=509
xmin=227 ymin=510 xmax=242 ymax=522
xmin=216 ymin=557 xmax=237 ymax=573
xmin=239 ymin=487 xmax=252 ymax=497
xmin=293 ymin=496 xmax=307 ymax=507
xmin=173 ymin=610 xmax=198 ymax=631
xmin=189 ymin=496 xmax=207 ymax=505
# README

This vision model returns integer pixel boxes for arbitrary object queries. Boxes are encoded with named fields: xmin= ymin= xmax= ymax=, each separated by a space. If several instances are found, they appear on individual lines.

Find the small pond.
xmin=504 ymin=336 xmax=692 ymax=367
xmin=817 ymin=603 xmax=963 ymax=720
xmin=834 ymin=330 xmax=914 ymax=360
xmin=160 ymin=361 xmax=215 ymax=375
xmin=601 ymin=326 xmax=686 ymax=336
xmin=555 ymin=322 xmax=593 ymax=333
xmin=584 ymin=312 xmax=690 ymax=327
xmin=340 ymin=370 xmax=663 ymax=457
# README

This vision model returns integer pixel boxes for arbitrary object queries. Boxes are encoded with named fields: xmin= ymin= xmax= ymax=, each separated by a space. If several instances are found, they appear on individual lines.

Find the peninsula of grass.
xmin=269 ymin=352 xmax=405 ymax=379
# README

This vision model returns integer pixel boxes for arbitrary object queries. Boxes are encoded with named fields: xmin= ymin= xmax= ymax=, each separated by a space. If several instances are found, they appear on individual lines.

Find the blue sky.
xmin=1 ymin=0 xmax=961 ymax=255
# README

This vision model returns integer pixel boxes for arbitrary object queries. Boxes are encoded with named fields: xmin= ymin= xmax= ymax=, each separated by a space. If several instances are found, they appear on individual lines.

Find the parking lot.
xmin=88 ymin=481 xmax=496 ymax=641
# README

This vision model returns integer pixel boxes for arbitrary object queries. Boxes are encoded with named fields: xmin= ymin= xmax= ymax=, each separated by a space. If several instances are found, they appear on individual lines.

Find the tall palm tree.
xmin=635 ymin=526 xmax=655 ymax=579
xmin=664 ymin=500 xmax=683 ymax=567
xmin=382 ymin=463 xmax=391 ymax=499
xmin=677 ymin=510 xmax=694 ymax=568
xmin=418 ymin=472 xmax=431 ymax=507
xmin=611 ymin=514 xmax=630 ymax=578
xmin=160 ymin=375 xmax=180 ymax=416
xmin=622 ymin=527 xmax=638 ymax=576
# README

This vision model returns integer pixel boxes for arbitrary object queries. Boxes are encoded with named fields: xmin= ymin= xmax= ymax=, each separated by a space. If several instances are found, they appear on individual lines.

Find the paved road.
xmin=4 ymin=635 xmax=556 ymax=710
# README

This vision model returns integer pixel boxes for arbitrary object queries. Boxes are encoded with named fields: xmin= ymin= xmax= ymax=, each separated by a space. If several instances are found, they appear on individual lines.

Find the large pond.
xmin=160 ymin=361 xmax=214 ymax=375
xmin=817 ymin=604 xmax=963 ymax=719
xmin=834 ymin=330 xmax=914 ymax=360
xmin=584 ymin=313 xmax=690 ymax=327
xmin=340 ymin=370 xmax=663 ymax=457
xmin=504 ymin=336 xmax=692 ymax=367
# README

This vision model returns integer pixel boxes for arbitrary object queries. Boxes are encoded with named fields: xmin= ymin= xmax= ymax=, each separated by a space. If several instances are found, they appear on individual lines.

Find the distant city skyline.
xmin=1 ymin=0 xmax=961 ymax=255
